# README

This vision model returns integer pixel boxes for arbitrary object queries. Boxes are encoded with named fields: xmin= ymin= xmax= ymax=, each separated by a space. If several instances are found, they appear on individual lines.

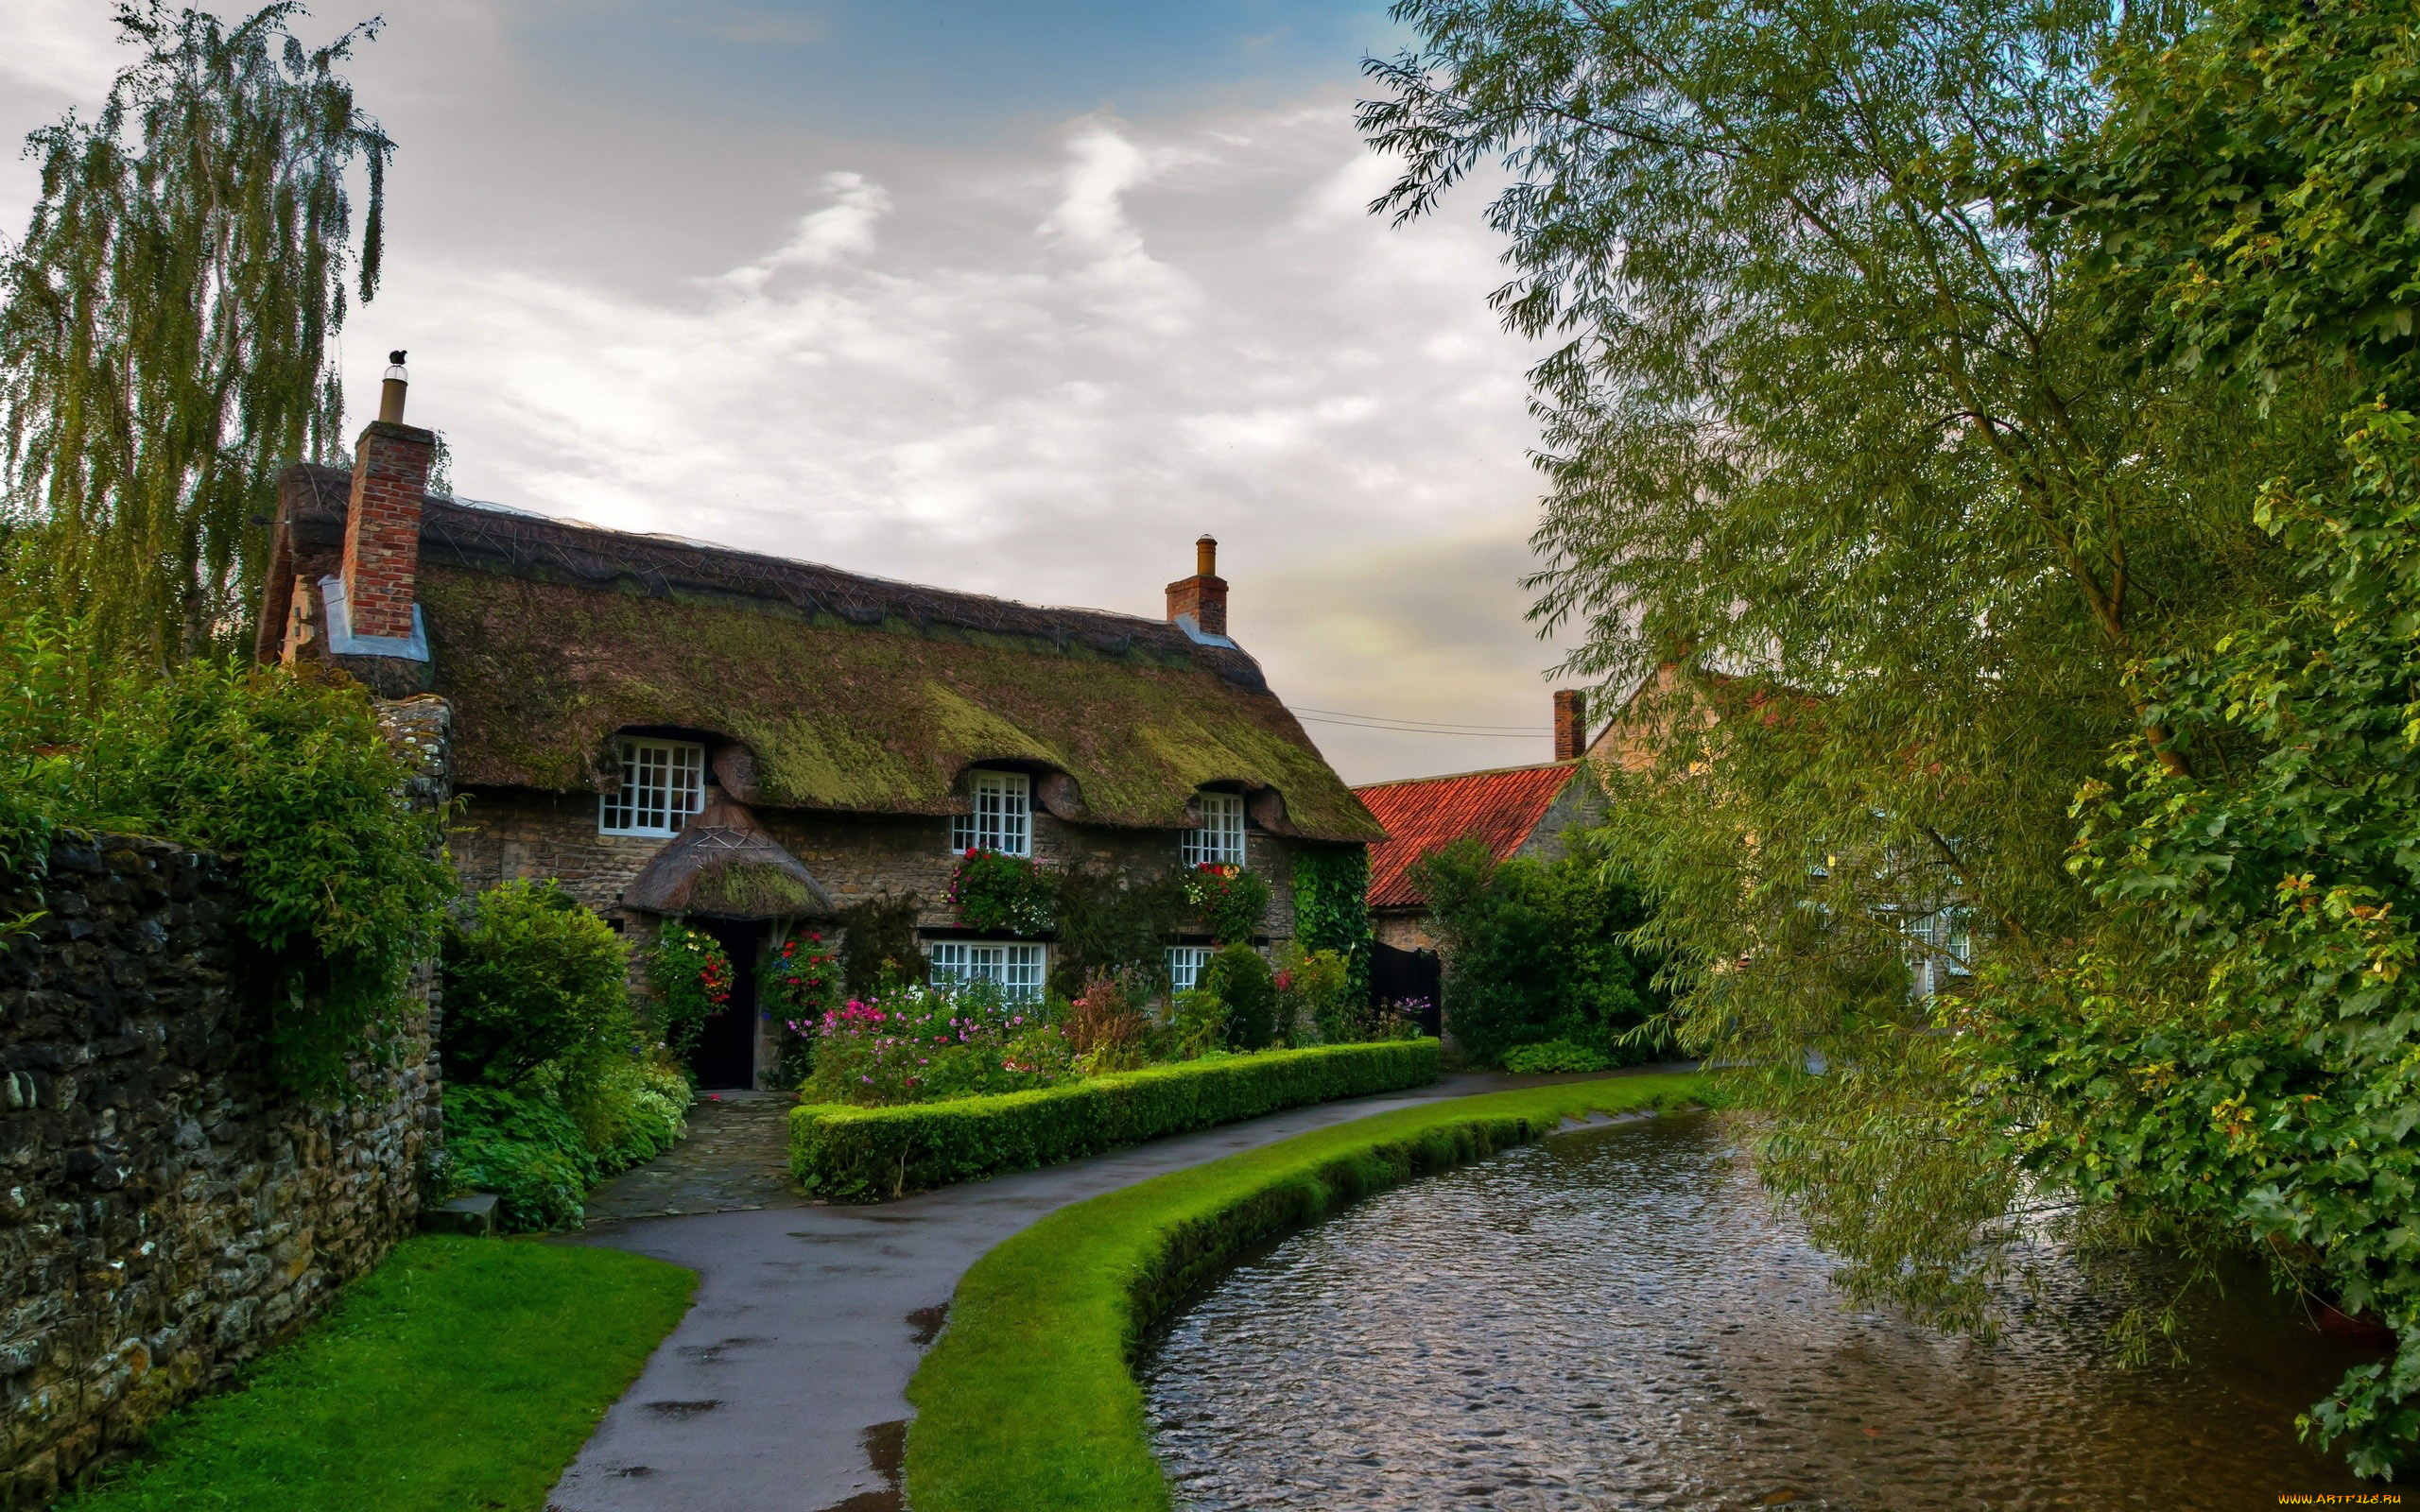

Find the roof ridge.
xmin=1353 ymin=759 xmax=1579 ymax=791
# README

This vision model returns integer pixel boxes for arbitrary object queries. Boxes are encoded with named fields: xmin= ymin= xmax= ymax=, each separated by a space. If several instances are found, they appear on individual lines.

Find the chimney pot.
xmin=1553 ymin=689 xmax=1588 ymax=762
xmin=1167 ymin=534 xmax=1229 ymax=639
xmin=378 ymin=350 xmax=408 ymax=424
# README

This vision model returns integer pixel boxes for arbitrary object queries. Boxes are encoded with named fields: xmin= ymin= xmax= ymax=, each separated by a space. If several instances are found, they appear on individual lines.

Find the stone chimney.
xmin=335 ymin=351 xmax=434 ymax=651
xmin=1553 ymin=689 xmax=1587 ymax=762
xmin=1165 ymin=534 xmax=1229 ymax=640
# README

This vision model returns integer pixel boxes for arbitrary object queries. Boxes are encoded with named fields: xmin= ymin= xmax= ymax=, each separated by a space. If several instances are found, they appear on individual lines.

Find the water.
xmin=1142 ymin=1112 xmax=2390 ymax=1510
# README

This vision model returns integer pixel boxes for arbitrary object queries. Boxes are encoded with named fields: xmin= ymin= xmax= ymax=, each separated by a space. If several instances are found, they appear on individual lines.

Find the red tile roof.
xmin=1353 ymin=762 xmax=1580 ymax=909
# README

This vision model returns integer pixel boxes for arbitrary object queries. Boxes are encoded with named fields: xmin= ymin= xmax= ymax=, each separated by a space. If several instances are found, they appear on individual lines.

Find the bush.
xmin=791 ymin=1039 xmax=1443 ymax=1200
xmin=442 ymin=1083 xmax=597 ymax=1232
xmin=1414 ymin=832 xmax=1665 ymax=1067
xmin=646 ymin=919 xmax=730 ymax=1057
xmin=1184 ymin=863 xmax=1272 ymax=945
xmin=802 ymin=980 xmax=1071 ymax=1106
xmin=1064 ymin=969 xmax=1150 ymax=1072
xmin=1163 ymin=988 xmax=1227 ymax=1060
xmin=441 ymin=880 xmax=631 ymax=1085
xmin=763 ymin=929 xmax=842 ymax=1085
xmin=26 ymin=653 xmax=454 ymax=1094
xmin=1503 ymin=1039 xmax=1615 ymax=1074
xmin=1202 ymin=944 xmax=1277 ymax=1051
xmin=1272 ymin=941 xmax=1351 ymax=1045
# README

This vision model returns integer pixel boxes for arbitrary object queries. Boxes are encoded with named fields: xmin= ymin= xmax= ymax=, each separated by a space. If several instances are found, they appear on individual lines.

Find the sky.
xmin=0 ymin=0 xmax=1588 ymax=783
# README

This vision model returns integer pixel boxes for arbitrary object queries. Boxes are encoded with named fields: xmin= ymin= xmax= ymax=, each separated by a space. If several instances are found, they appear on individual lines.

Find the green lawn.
xmin=63 ymin=1236 xmax=695 ymax=1512
xmin=903 ymin=1071 xmax=1714 ymax=1512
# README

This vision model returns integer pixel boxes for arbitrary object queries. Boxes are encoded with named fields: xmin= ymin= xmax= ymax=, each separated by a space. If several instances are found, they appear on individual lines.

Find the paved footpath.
xmin=549 ymin=1068 xmax=1679 ymax=1512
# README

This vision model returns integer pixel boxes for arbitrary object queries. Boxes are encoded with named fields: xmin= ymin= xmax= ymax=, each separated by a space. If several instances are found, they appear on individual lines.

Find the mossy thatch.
xmin=415 ymin=563 xmax=1381 ymax=842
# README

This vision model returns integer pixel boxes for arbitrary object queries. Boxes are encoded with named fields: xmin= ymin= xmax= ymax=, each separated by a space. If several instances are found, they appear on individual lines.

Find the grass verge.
xmin=903 ymin=1070 xmax=1712 ymax=1512
xmin=61 ymin=1236 xmax=695 ymax=1512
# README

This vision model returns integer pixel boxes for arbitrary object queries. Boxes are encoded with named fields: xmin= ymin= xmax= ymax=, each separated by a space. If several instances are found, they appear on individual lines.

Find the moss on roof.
xmin=420 ymin=564 xmax=1383 ymax=842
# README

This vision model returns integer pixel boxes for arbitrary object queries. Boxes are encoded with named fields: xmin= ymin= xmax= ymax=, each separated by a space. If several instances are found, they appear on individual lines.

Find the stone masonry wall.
xmin=0 ymin=696 xmax=449 ymax=1509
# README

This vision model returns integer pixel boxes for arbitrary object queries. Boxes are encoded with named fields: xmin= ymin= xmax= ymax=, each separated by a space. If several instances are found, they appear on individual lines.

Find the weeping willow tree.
xmin=0 ymin=2 xmax=390 ymax=665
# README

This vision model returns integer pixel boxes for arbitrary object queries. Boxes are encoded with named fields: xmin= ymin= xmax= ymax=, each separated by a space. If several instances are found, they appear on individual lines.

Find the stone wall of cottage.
xmin=0 ymin=834 xmax=439 ymax=1508
xmin=450 ymin=783 xmax=1312 ymax=1088
xmin=452 ymin=786 xmax=1302 ymax=943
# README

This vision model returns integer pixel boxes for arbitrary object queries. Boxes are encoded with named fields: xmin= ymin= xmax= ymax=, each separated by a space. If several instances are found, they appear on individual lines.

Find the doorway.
xmin=688 ymin=918 xmax=765 ymax=1089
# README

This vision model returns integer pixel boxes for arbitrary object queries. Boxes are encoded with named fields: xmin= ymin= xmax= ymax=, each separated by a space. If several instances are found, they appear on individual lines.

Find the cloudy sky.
xmin=0 ymin=0 xmax=1587 ymax=782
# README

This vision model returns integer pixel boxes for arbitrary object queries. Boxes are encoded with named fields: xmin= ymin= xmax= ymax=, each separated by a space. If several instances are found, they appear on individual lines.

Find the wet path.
xmin=548 ymin=1070 xmax=1657 ymax=1512
xmin=582 ymin=1091 xmax=798 ymax=1223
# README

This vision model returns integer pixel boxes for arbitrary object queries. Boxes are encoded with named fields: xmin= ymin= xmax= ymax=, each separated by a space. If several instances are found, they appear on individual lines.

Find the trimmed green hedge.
xmin=788 ymin=1040 xmax=1442 ymax=1200
xmin=903 ymin=1072 xmax=1712 ymax=1512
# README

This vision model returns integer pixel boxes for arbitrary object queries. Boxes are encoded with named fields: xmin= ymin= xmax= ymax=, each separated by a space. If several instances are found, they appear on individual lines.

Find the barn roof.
xmin=267 ymin=464 xmax=1382 ymax=843
xmin=1352 ymin=762 xmax=1582 ymax=908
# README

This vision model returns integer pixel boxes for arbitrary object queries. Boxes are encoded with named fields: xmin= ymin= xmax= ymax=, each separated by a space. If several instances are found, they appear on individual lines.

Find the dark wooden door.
xmin=1371 ymin=941 xmax=1443 ymax=1037
xmin=690 ymin=918 xmax=764 ymax=1089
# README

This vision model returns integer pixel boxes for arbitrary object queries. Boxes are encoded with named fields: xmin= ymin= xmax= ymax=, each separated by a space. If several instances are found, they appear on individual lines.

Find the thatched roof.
xmin=265 ymin=464 xmax=1383 ymax=842
xmin=623 ymin=798 xmax=836 ymax=918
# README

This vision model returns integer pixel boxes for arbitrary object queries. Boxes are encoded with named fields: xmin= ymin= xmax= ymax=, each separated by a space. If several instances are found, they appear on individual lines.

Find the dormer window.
xmin=1183 ymin=791 xmax=1247 ymax=868
xmin=599 ymin=736 xmax=705 ymax=837
xmin=950 ymin=769 xmax=1031 ymax=857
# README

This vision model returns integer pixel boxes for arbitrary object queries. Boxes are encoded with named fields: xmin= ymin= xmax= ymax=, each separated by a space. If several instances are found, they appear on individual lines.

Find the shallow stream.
xmin=1141 ymin=1111 xmax=2388 ymax=1509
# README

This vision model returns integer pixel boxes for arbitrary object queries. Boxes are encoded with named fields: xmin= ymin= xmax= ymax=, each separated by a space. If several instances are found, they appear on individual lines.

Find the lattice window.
xmin=1166 ymin=946 xmax=1213 ymax=992
xmin=598 ymin=737 xmax=705 ymax=836
xmin=928 ymin=940 xmax=1047 ymax=1003
xmin=1182 ymin=791 xmax=1247 ymax=868
xmin=949 ymin=770 xmax=1032 ymax=857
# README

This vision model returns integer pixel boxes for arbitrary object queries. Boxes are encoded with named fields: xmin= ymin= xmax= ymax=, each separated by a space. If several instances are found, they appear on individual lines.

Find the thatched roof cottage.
xmin=255 ymin=366 xmax=1382 ymax=1087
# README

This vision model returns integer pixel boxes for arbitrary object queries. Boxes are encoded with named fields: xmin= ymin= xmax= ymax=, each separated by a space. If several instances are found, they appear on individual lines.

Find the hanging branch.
xmin=0 ymin=2 xmax=392 ymax=665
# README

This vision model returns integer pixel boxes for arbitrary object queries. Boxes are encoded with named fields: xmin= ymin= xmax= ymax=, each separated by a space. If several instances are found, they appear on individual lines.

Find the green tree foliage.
xmin=1412 ymin=833 xmax=1659 ymax=1066
xmin=0 ymin=2 xmax=390 ymax=663
xmin=1367 ymin=0 xmax=2420 ymax=1474
xmin=441 ymin=880 xmax=632 ymax=1086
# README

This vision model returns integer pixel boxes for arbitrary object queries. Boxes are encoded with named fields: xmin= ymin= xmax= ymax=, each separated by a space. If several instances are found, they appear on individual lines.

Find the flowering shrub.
xmin=648 ymin=919 xmax=731 ymax=1057
xmin=764 ymin=930 xmax=843 ymax=1084
xmin=1064 ymin=969 xmax=1150 ymax=1073
xmin=948 ymin=849 xmax=1056 ymax=936
xmin=1271 ymin=941 xmax=1351 ymax=1045
xmin=1183 ymin=862 xmax=1272 ymax=945
xmin=802 ymin=980 xmax=1074 ymax=1106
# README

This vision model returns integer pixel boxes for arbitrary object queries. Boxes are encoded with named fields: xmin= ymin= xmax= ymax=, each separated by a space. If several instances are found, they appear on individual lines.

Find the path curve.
xmin=550 ymin=1067 xmax=1681 ymax=1512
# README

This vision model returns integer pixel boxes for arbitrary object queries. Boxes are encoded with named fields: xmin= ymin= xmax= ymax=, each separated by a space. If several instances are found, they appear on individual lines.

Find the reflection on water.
xmin=1142 ymin=1112 xmax=2388 ymax=1510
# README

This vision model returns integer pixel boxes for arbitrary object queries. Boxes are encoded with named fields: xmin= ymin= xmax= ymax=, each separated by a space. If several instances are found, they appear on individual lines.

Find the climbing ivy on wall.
xmin=1292 ymin=845 xmax=1373 ymax=1006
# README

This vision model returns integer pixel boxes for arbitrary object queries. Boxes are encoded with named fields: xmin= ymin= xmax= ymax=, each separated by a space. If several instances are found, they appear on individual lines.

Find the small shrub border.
xmin=788 ymin=1040 xmax=1443 ymax=1201
xmin=901 ymin=1071 xmax=1714 ymax=1512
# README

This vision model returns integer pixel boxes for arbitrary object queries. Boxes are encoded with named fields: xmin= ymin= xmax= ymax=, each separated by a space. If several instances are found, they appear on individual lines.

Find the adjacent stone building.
xmin=254 ymin=366 xmax=1382 ymax=1087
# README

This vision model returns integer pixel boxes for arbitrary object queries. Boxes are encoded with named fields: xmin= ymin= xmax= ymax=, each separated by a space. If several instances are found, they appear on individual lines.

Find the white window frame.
xmin=1907 ymin=905 xmax=1974 ymax=1000
xmin=1167 ymin=945 xmax=1213 ymax=992
xmin=949 ymin=770 xmax=1032 ymax=857
xmin=598 ymin=736 xmax=705 ymax=837
xmin=928 ymin=940 xmax=1047 ymax=1004
xmin=1183 ymin=791 xmax=1247 ymax=868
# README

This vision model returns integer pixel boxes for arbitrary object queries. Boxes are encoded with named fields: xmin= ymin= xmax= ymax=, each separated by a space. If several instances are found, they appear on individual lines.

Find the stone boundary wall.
xmin=0 ymin=697 xmax=451 ymax=1508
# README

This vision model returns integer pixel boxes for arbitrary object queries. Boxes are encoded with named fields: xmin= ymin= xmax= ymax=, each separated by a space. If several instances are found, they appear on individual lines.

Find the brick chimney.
xmin=1165 ymin=534 xmax=1228 ymax=639
xmin=336 ymin=351 xmax=434 ymax=647
xmin=1553 ymin=689 xmax=1587 ymax=762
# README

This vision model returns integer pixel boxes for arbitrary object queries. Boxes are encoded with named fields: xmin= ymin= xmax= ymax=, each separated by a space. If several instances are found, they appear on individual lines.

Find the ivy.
xmin=948 ymin=849 xmax=1056 ymax=936
xmin=1291 ymin=845 xmax=1374 ymax=1005
xmin=1183 ymin=863 xmax=1271 ymax=947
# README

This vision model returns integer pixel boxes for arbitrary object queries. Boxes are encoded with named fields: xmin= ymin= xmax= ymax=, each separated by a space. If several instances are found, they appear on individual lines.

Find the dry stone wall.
xmin=0 ymin=695 xmax=450 ymax=1509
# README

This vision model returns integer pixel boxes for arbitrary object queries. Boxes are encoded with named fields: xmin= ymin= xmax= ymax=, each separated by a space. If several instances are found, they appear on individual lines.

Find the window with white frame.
xmin=1182 ymin=791 xmax=1247 ymax=868
xmin=1166 ymin=946 xmax=1212 ymax=992
xmin=928 ymin=940 xmax=1047 ymax=1003
xmin=598 ymin=736 xmax=705 ymax=836
xmin=1906 ymin=906 xmax=1974 ymax=1000
xmin=949 ymin=769 xmax=1032 ymax=857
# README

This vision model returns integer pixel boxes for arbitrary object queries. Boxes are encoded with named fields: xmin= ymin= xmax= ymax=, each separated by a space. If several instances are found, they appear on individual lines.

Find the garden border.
xmin=900 ymin=1070 xmax=1714 ymax=1511
xmin=788 ymin=1040 xmax=1443 ymax=1200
